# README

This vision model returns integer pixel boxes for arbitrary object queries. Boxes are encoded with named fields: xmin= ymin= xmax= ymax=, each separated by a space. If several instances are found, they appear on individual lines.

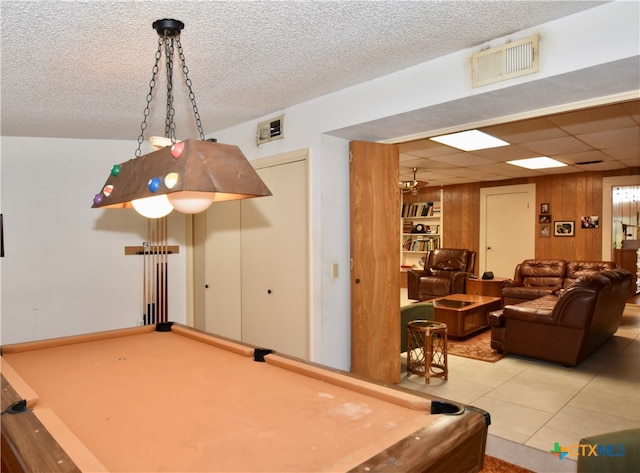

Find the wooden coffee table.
xmin=431 ymin=294 xmax=501 ymax=338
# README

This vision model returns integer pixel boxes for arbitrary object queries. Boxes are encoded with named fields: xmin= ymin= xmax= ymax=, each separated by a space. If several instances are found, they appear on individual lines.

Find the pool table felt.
xmin=0 ymin=325 xmax=478 ymax=472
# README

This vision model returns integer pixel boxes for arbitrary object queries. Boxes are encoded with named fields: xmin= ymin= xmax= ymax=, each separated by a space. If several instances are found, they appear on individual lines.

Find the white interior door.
xmin=203 ymin=200 xmax=242 ymax=339
xmin=241 ymin=159 xmax=308 ymax=359
xmin=480 ymin=184 xmax=535 ymax=278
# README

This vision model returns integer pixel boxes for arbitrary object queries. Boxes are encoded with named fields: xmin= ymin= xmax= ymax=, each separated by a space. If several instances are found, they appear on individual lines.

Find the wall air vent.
xmin=472 ymin=35 xmax=539 ymax=88
xmin=257 ymin=115 xmax=284 ymax=145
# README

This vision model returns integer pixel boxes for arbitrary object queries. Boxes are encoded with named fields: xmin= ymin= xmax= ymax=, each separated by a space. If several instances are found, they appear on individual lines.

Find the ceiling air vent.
xmin=257 ymin=115 xmax=284 ymax=145
xmin=472 ymin=35 xmax=539 ymax=88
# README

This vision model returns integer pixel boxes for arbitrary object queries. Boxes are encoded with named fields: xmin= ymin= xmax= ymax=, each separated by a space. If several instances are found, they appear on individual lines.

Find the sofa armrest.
xmin=553 ymin=279 xmax=604 ymax=329
xmin=488 ymin=310 xmax=504 ymax=327
xmin=407 ymin=269 xmax=426 ymax=300
xmin=451 ymin=271 xmax=474 ymax=293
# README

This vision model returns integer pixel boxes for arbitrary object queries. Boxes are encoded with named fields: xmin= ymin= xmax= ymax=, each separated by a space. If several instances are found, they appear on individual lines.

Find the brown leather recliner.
xmin=407 ymin=248 xmax=476 ymax=301
xmin=489 ymin=268 xmax=632 ymax=366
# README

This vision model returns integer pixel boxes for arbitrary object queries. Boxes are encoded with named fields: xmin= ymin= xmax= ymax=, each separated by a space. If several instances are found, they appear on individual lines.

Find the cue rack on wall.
xmin=124 ymin=217 xmax=180 ymax=325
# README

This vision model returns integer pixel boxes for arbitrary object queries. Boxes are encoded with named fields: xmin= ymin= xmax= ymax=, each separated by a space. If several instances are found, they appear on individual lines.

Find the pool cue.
xmin=161 ymin=216 xmax=168 ymax=322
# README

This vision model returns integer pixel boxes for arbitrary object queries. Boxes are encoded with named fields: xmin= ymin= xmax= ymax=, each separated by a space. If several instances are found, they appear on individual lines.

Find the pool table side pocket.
xmin=171 ymin=324 xmax=255 ymax=357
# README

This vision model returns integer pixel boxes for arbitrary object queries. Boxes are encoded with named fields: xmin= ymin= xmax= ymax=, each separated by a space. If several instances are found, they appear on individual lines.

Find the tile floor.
xmin=398 ymin=289 xmax=640 ymax=473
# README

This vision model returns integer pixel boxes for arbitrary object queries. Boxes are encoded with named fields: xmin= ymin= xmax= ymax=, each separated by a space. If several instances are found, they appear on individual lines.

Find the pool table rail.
xmin=1 ymin=373 xmax=85 ymax=473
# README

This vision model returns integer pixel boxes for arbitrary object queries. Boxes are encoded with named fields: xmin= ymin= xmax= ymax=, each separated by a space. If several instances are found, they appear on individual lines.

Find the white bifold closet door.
xmin=203 ymin=153 xmax=309 ymax=359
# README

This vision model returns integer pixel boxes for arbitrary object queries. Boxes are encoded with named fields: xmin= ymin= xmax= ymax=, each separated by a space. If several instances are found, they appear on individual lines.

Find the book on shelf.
xmin=402 ymin=237 xmax=440 ymax=252
xmin=401 ymin=202 xmax=438 ymax=218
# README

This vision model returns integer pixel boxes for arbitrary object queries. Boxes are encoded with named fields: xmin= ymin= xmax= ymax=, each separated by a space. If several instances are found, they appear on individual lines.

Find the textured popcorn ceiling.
xmin=1 ymin=0 xmax=611 ymax=143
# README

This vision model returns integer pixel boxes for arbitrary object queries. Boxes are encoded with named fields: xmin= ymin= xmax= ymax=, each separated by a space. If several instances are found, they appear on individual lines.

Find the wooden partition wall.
xmin=403 ymin=167 xmax=640 ymax=263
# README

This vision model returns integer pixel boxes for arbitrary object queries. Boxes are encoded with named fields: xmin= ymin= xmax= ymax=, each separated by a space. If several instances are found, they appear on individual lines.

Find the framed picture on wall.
xmin=554 ymin=221 xmax=575 ymax=236
xmin=581 ymin=216 xmax=599 ymax=228
xmin=539 ymin=224 xmax=551 ymax=238
xmin=539 ymin=214 xmax=551 ymax=223
xmin=541 ymin=203 xmax=549 ymax=213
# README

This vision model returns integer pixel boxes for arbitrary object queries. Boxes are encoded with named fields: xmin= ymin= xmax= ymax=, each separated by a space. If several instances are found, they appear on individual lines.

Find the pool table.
xmin=1 ymin=323 xmax=490 ymax=472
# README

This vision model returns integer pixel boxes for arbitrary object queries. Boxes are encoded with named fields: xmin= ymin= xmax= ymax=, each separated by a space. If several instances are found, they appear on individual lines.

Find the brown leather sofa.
xmin=502 ymin=259 xmax=617 ymax=305
xmin=407 ymin=248 xmax=476 ymax=301
xmin=489 ymin=268 xmax=632 ymax=366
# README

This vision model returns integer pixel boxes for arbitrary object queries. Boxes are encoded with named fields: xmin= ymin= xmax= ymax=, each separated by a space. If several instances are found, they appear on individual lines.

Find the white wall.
xmin=211 ymin=1 xmax=639 ymax=371
xmin=0 ymin=138 xmax=187 ymax=344
xmin=0 ymin=1 xmax=636 ymax=370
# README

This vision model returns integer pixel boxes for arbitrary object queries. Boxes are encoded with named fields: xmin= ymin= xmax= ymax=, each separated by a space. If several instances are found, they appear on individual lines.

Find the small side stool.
xmin=406 ymin=320 xmax=448 ymax=384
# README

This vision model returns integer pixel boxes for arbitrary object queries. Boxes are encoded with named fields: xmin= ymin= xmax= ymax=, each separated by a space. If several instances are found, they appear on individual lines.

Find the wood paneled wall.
xmin=404 ymin=168 xmax=640 ymax=267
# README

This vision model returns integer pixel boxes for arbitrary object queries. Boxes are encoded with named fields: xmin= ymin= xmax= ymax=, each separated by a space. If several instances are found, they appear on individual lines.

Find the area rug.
xmin=447 ymin=329 xmax=505 ymax=363
xmin=481 ymin=455 xmax=533 ymax=472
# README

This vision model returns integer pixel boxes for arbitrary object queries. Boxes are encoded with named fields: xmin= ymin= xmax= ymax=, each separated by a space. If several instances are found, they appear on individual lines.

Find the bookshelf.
xmin=401 ymin=192 xmax=443 ymax=271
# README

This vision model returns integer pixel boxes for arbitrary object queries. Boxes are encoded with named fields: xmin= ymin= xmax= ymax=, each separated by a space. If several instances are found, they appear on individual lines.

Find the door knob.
xmin=267 ymin=289 xmax=272 ymax=294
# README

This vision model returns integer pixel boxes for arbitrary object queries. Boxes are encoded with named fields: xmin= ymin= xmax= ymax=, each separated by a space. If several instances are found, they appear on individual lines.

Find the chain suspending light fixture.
xmin=92 ymin=19 xmax=271 ymax=218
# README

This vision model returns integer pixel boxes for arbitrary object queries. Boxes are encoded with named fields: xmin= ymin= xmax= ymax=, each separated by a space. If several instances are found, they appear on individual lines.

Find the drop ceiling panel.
xmin=577 ymin=127 xmax=640 ymax=149
xmin=554 ymin=149 xmax=611 ymax=164
xmin=470 ymin=144 xmax=540 ymax=160
xmin=547 ymin=103 xmax=638 ymax=134
xmin=482 ymin=118 xmax=568 ymax=143
xmin=470 ymin=162 xmax=545 ymax=177
xmin=519 ymin=136 xmax=593 ymax=155
xmin=399 ymin=158 xmax=459 ymax=170
xmin=602 ymin=144 xmax=640 ymax=161
xmin=575 ymin=161 xmax=631 ymax=172
xmin=536 ymin=165 xmax=582 ymax=175
xmin=429 ymin=153 xmax=496 ymax=167
xmin=399 ymin=100 xmax=639 ymax=187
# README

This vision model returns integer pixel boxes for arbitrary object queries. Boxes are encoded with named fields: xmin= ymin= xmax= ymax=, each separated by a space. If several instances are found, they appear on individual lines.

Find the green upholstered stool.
xmin=400 ymin=302 xmax=434 ymax=353
xmin=577 ymin=428 xmax=640 ymax=473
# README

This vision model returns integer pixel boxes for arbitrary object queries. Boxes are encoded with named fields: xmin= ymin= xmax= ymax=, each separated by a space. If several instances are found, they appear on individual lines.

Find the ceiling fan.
xmin=399 ymin=168 xmax=428 ymax=195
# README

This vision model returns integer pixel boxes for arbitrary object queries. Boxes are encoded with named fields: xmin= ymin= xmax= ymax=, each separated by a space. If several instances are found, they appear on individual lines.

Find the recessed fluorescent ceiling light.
xmin=507 ymin=157 xmax=567 ymax=169
xmin=430 ymin=130 xmax=509 ymax=151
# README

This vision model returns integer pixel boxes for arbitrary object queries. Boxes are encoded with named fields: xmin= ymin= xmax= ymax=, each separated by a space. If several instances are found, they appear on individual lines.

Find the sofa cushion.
xmin=519 ymin=259 xmax=566 ymax=287
xmin=503 ymin=286 xmax=559 ymax=299
xmin=429 ymin=249 xmax=469 ymax=272
xmin=502 ymin=295 xmax=558 ymax=325
xmin=564 ymin=261 xmax=617 ymax=288
xmin=416 ymin=276 xmax=451 ymax=296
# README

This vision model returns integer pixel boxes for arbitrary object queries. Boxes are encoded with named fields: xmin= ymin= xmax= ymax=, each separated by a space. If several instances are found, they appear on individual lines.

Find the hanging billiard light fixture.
xmin=92 ymin=19 xmax=271 ymax=218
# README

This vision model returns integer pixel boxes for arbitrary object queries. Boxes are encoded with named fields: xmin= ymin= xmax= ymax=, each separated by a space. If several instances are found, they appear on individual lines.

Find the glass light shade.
xmin=167 ymin=192 xmax=216 ymax=214
xmin=131 ymin=195 xmax=174 ymax=218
